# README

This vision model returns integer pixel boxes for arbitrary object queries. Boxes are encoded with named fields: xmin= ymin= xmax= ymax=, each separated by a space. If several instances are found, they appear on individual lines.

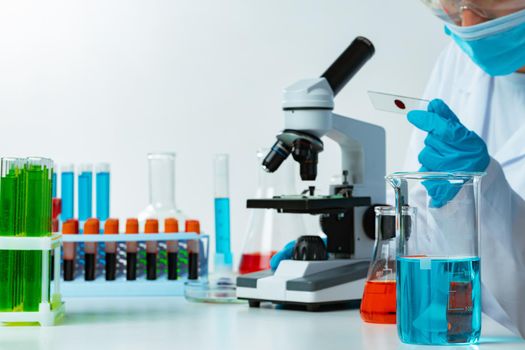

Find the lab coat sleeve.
xmin=480 ymin=157 xmax=525 ymax=337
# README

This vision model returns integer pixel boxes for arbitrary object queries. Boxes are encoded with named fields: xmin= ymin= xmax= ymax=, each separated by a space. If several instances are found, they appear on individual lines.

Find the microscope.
xmin=236 ymin=37 xmax=386 ymax=310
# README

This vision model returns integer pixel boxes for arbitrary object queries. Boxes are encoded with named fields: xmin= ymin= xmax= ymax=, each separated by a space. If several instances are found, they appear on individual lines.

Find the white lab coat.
xmin=404 ymin=42 xmax=525 ymax=337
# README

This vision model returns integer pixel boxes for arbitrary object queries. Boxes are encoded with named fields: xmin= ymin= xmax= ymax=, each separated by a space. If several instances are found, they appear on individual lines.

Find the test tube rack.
xmin=0 ymin=233 xmax=64 ymax=326
xmin=60 ymin=232 xmax=209 ymax=297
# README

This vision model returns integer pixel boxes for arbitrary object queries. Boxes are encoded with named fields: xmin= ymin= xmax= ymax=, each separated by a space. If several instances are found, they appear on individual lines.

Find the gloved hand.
xmin=269 ymin=237 xmax=328 ymax=270
xmin=407 ymin=99 xmax=490 ymax=207
xmin=269 ymin=240 xmax=296 ymax=270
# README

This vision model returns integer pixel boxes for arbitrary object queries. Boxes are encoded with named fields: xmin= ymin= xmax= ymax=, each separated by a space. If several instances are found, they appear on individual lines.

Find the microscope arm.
xmin=327 ymin=113 xmax=386 ymax=202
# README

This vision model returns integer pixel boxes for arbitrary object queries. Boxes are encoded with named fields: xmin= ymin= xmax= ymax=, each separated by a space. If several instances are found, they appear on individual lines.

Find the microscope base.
xmin=236 ymin=259 xmax=369 ymax=311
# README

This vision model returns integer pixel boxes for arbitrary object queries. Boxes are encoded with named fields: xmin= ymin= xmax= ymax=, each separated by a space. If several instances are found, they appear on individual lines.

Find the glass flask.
xmin=139 ymin=153 xmax=186 ymax=229
xmin=387 ymin=172 xmax=484 ymax=346
xmin=238 ymin=149 xmax=307 ymax=274
xmin=360 ymin=206 xmax=412 ymax=324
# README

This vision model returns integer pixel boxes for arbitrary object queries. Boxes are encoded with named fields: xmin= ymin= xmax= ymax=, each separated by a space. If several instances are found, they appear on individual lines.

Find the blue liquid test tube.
xmin=61 ymin=164 xmax=74 ymax=221
xmin=214 ymin=154 xmax=232 ymax=268
xmin=78 ymin=164 xmax=93 ymax=223
xmin=52 ymin=170 xmax=57 ymax=198
xmin=95 ymin=163 xmax=110 ymax=222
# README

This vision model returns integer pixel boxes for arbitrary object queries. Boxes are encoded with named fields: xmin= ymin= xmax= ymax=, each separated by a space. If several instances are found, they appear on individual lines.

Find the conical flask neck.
xmin=148 ymin=154 xmax=176 ymax=208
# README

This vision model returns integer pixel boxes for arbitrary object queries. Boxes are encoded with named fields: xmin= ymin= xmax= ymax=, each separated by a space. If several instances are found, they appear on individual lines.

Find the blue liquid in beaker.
xmin=96 ymin=171 xmax=110 ymax=221
xmin=397 ymin=256 xmax=481 ymax=345
xmin=78 ymin=171 xmax=92 ymax=222
xmin=214 ymin=197 xmax=232 ymax=265
xmin=61 ymin=171 xmax=74 ymax=221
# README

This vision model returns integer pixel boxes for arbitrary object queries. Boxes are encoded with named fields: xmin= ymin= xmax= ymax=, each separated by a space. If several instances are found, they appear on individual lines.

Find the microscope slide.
xmin=368 ymin=91 xmax=429 ymax=114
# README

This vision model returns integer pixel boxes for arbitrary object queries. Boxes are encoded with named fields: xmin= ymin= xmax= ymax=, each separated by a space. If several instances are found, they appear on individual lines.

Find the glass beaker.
xmin=238 ymin=149 xmax=307 ymax=274
xmin=360 ymin=206 xmax=412 ymax=324
xmin=387 ymin=172 xmax=484 ymax=345
xmin=138 ymin=152 xmax=186 ymax=228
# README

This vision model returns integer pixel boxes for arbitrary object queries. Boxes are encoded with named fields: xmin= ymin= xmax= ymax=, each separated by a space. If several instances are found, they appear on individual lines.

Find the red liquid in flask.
xmin=360 ymin=280 xmax=397 ymax=324
xmin=239 ymin=251 xmax=277 ymax=274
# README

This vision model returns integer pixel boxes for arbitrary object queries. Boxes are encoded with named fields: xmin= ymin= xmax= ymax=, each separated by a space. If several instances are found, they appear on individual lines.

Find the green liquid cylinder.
xmin=23 ymin=159 xmax=52 ymax=311
xmin=0 ymin=161 xmax=23 ymax=311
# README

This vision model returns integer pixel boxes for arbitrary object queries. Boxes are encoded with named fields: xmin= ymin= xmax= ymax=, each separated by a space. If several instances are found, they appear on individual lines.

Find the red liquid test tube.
xmin=186 ymin=220 xmax=200 ymax=280
xmin=165 ymin=218 xmax=179 ymax=280
xmin=84 ymin=218 xmax=100 ymax=281
xmin=63 ymin=219 xmax=79 ymax=281
xmin=104 ymin=219 xmax=119 ymax=281
xmin=145 ymin=219 xmax=159 ymax=280
xmin=125 ymin=218 xmax=139 ymax=280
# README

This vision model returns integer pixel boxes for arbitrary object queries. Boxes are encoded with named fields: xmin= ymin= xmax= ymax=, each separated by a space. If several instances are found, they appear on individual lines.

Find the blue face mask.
xmin=445 ymin=9 xmax=525 ymax=76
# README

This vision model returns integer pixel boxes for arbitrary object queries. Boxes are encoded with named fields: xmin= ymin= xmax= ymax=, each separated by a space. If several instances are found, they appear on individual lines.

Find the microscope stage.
xmin=246 ymin=196 xmax=371 ymax=214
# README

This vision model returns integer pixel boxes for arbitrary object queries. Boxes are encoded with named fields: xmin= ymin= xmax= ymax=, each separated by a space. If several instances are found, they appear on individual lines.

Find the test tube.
xmin=125 ymin=218 xmax=139 ymax=280
xmin=63 ymin=219 xmax=79 ymax=281
xmin=51 ymin=198 xmax=61 ymax=280
xmin=52 ymin=197 xmax=61 ymax=232
xmin=165 ymin=218 xmax=179 ymax=280
xmin=186 ymin=220 xmax=201 ymax=280
xmin=24 ymin=157 xmax=53 ymax=311
xmin=104 ymin=219 xmax=119 ymax=281
xmin=96 ymin=163 xmax=110 ymax=222
xmin=145 ymin=219 xmax=159 ymax=280
xmin=84 ymin=218 xmax=100 ymax=281
xmin=0 ymin=158 xmax=25 ymax=311
xmin=214 ymin=154 xmax=232 ymax=267
xmin=61 ymin=164 xmax=74 ymax=221
xmin=78 ymin=164 xmax=93 ymax=223
xmin=52 ymin=169 xmax=57 ymax=198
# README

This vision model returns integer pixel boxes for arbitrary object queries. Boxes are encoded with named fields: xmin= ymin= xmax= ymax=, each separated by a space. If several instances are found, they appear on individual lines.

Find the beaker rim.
xmin=386 ymin=171 xmax=485 ymax=181
xmin=147 ymin=152 xmax=176 ymax=159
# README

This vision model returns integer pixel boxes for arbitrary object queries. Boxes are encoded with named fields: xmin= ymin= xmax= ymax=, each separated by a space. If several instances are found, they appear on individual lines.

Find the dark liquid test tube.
xmin=145 ymin=218 xmax=159 ymax=280
xmin=125 ymin=218 xmax=139 ymax=280
xmin=168 ymin=252 xmax=178 ymax=280
xmin=104 ymin=218 xmax=119 ymax=281
xmin=188 ymin=252 xmax=199 ymax=280
xmin=165 ymin=218 xmax=179 ymax=280
xmin=85 ymin=253 xmax=96 ymax=281
xmin=62 ymin=219 xmax=79 ymax=281
xmin=186 ymin=220 xmax=201 ymax=280
xmin=84 ymin=218 xmax=100 ymax=281
xmin=127 ymin=253 xmax=137 ymax=280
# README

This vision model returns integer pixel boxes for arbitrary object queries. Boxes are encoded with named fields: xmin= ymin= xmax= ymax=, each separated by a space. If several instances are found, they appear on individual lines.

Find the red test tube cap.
xmin=104 ymin=218 xmax=119 ymax=234
xmin=165 ymin=218 xmax=179 ymax=233
xmin=84 ymin=218 xmax=100 ymax=234
xmin=185 ymin=220 xmax=200 ymax=234
xmin=126 ymin=218 xmax=139 ymax=234
xmin=62 ymin=219 xmax=79 ymax=234
xmin=145 ymin=218 xmax=159 ymax=234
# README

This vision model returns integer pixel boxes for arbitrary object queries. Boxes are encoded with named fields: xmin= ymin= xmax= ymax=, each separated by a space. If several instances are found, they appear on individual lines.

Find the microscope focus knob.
xmin=293 ymin=236 xmax=327 ymax=261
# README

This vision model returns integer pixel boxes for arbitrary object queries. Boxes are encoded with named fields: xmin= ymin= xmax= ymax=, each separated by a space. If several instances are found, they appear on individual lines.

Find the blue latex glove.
xmin=270 ymin=237 xmax=327 ymax=271
xmin=269 ymin=240 xmax=296 ymax=270
xmin=407 ymin=99 xmax=490 ymax=207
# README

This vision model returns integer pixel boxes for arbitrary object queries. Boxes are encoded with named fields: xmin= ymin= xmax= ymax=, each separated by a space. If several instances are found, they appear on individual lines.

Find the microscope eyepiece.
xmin=262 ymin=140 xmax=291 ymax=173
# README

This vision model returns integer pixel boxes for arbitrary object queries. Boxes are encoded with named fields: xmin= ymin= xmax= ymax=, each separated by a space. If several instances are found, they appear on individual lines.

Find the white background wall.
xmin=0 ymin=0 xmax=448 ymax=266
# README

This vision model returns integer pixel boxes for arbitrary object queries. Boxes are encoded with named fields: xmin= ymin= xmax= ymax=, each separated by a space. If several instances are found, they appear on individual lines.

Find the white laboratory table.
xmin=0 ymin=297 xmax=523 ymax=350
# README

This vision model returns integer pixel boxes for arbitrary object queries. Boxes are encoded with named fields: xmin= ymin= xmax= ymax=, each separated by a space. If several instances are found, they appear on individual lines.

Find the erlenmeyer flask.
xmin=360 ymin=206 xmax=411 ymax=324
xmin=138 ymin=153 xmax=186 ymax=228
xmin=238 ymin=149 xmax=307 ymax=274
